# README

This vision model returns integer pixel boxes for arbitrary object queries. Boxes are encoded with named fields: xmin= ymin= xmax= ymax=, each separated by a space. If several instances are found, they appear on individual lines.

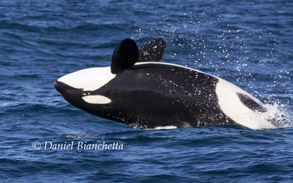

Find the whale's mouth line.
xmin=54 ymin=80 xmax=67 ymax=94
xmin=54 ymin=80 xmax=86 ymax=107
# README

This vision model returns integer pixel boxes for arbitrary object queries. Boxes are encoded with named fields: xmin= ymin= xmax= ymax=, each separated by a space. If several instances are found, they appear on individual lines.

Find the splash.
xmin=263 ymin=102 xmax=293 ymax=129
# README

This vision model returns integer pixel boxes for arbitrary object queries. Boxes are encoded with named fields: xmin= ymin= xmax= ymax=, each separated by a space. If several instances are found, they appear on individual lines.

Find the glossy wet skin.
xmin=55 ymin=38 xmax=277 ymax=130
xmin=55 ymin=63 xmax=236 ymax=129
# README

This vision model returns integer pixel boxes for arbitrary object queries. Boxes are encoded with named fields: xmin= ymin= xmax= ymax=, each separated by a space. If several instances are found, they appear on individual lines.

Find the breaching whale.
xmin=55 ymin=38 xmax=280 ymax=130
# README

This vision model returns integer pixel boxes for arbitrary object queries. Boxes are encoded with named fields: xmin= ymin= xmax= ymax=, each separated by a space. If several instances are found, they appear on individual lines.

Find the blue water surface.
xmin=0 ymin=0 xmax=292 ymax=182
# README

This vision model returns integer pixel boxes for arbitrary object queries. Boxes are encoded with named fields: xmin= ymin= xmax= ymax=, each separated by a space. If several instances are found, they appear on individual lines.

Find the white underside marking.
xmin=153 ymin=126 xmax=178 ymax=130
xmin=215 ymin=78 xmax=275 ymax=130
xmin=82 ymin=95 xmax=111 ymax=104
xmin=58 ymin=67 xmax=116 ymax=91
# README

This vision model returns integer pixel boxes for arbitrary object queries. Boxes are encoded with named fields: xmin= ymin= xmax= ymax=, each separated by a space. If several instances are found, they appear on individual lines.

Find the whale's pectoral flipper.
xmin=111 ymin=38 xmax=139 ymax=74
xmin=138 ymin=38 xmax=166 ymax=62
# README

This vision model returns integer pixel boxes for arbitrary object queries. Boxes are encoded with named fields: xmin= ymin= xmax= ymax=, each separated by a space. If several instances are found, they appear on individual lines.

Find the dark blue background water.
xmin=1 ymin=0 xmax=292 ymax=182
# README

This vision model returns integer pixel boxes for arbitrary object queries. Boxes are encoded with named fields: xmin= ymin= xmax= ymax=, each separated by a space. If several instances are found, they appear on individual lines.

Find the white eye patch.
xmin=82 ymin=95 xmax=111 ymax=104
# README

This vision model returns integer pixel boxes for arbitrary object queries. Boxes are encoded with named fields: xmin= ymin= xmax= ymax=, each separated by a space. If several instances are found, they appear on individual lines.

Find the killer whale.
xmin=55 ymin=38 xmax=279 ymax=130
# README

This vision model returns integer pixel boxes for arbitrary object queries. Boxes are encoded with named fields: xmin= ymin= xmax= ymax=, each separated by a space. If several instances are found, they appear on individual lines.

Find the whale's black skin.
xmin=55 ymin=63 xmax=237 ymax=129
xmin=55 ymin=38 xmax=278 ymax=130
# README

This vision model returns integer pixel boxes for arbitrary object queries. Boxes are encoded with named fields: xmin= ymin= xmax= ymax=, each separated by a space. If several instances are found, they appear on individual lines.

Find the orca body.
xmin=55 ymin=38 xmax=279 ymax=130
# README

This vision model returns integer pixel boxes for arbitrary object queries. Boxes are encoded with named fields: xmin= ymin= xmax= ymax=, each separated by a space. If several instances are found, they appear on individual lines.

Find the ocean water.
xmin=0 ymin=0 xmax=292 ymax=182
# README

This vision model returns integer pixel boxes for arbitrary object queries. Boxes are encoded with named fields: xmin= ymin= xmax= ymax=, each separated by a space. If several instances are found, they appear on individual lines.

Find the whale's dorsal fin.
xmin=111 ymin=38 xmax=166 ymax=74
xmin=111 ymin=38 xmax=139 ymax=74
xmin=138 ymin=38 xmax=166 ymax=62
